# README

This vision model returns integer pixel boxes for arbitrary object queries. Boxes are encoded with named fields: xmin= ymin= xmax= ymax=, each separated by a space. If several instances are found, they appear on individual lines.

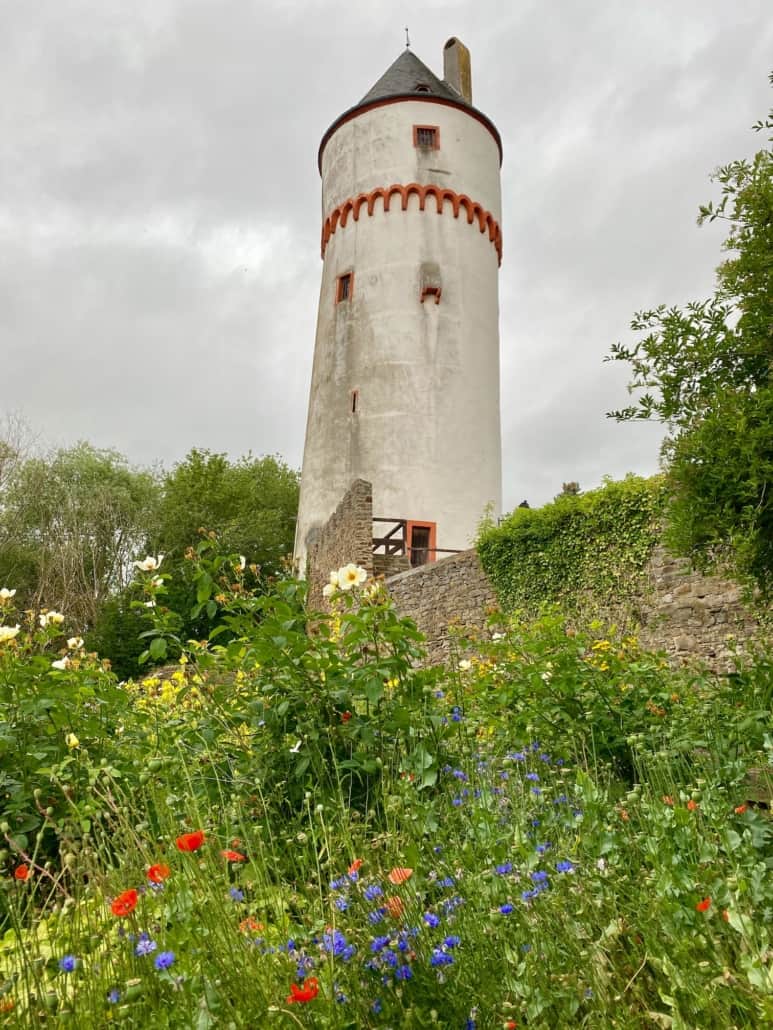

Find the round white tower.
xmin=295 ymin=38 xmax=503 ymax=571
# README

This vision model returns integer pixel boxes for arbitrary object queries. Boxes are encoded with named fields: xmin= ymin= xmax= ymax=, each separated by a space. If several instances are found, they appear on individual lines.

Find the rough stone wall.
xmin=306 ymin=479 xmax=374 ymax=610
xmin=374 ymin=554 xmax=410 ymax=579
xmin=385 ymin=549 xmax=498 ymax=665
xmin=383 ymin=543 xmax=766 ymax=671
xmin=637 ymin=546 xmax=763 ymax=670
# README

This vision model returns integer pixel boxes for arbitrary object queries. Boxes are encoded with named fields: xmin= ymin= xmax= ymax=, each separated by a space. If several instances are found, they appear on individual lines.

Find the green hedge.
xmin=477 ymin=475 xmax=665 ymax=617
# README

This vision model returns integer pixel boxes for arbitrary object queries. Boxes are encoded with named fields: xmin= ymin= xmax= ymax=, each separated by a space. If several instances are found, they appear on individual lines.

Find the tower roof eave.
xmin=317 ymin=50 xmax=502 ymax=172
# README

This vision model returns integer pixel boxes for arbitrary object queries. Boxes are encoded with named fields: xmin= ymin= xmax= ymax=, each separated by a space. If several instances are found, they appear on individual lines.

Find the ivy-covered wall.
xmin=477 ymin=476 xmax=665 ymax=620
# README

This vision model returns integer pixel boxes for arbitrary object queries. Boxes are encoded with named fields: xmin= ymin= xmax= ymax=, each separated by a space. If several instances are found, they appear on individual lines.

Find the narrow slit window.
xmin=350 ymin=389 xmax=359 ymax=414
xmin=336 ymin=272 xmax=353 ymax=303
xmin=413 ymin=125 xmax=439 ymax=150
xmin=421 ymin=286 xmax=442 ymax=305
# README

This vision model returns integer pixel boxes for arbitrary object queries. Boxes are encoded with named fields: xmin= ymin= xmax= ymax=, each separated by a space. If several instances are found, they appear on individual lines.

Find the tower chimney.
xmin=443 ymin=37 xmax=472 ymax=103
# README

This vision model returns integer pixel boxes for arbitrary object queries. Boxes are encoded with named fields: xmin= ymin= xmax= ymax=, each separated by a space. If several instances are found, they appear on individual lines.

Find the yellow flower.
xmin=65 ymin=733 xmax=80 ymax=749
xmin=0 ymin=587 xmax=16 ymax=604
xmin=39 ymin=610 xmax=65 ymax=627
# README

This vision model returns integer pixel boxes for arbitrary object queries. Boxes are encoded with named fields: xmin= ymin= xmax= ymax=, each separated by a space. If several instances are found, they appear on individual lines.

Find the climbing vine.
xmin=477 ymin=476 xmax=665 ymax=618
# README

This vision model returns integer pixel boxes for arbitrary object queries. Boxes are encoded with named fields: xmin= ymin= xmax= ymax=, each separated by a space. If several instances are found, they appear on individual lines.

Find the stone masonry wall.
xmin=384 ymin=542 xmax=766 ymax=670
xmin=306 ymin=479 xmax=374 ymax=610
xmin=637 ymin=546 xmax=763 ymax=670
xmin=306 ymin=482 xmax=766 ymax=669
xmin=385 ymin=549 xmax=498 ymax=665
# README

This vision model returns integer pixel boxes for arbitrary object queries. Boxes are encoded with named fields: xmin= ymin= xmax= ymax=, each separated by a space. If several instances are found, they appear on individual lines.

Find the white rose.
xmin=134 ymin=555 xmax=163 ymax=572
xmin=51 ymin=657 xmax=70 ymax=670
xmin=458 ymin=659 xmax=472 ymax=671
xmin=337 ymin=563 xmax=368 ymax=591
xmin=0 ymin=587 xmax=16 ymax=601
xmin=67 ymin=637 xmax=84 ymax=650
xmin=0 ymin=625 xmax=20 ymax=644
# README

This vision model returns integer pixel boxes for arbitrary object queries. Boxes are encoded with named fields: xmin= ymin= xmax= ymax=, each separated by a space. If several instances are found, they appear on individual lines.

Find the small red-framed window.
xmin=406 ymin=520 xmax=437 ymax=566
xmin=413 ymin=125 xmax=440 ymax=150
xmin=336 ymin=271 xmax=354 ymax=303
xmin=421 ymin=286 xmax=442 ymax=305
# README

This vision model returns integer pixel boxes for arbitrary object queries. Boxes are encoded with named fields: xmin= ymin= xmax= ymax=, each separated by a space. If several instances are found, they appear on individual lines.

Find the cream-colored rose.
xmin=322 ymin=583 xmax=336 ymax=599
xmin=0 ymin=625 xmax=20 ymax=644
xmin=0 ymin=587 xmax=16 ymax=603
xmin=133 ymin=555 xmax=163 ymax=572
xmin=51 ymin=657 xmax=70 ymax=670
xmin=458 ymin=659 xmax=472 ymax=671
xmin=337 ymin=564 xmax=368 ymax=591
xmin=67 ymin=636 xmax=84 ymax=650
xmin=39 ymin=610 xmax=65 ymax=627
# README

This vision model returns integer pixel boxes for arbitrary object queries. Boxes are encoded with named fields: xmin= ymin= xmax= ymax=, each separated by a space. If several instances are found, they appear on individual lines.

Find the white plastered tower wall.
xmin=294 ymin=41 xmax=503 ymax=571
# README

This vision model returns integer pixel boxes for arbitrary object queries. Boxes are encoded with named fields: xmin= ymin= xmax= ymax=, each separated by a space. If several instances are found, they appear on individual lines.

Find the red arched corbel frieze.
xmin=320 ymin=183 xmax=502 ymax=265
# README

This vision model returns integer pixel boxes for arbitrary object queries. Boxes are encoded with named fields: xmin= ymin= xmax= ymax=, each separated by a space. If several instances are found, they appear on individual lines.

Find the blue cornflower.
xmin=531 ymin=787 xmax=542 ymax=796
xmin=554 ymin=794 xmax=568 ymax=805
xmin=363 ymin=884 xmax=383 ymax=901
xmin=556 ymin=860 xmax=575 ymax=873
xmin=329 ymin=877 xmax=347 ymax=891
xmin=452 ymin=797 xmax=463 ymax=807
xmin=347 ymin=869 xmax=359 ymax=883
xmin=323 ymin=929 xmax=351 ymax=957
xmin=536 ymin=842 xmax=552 ymax=855
xmin=429 ymin=948 xmax=454 ymax=967
xmin=335 ymin=896 xmax=349 ymax=911
xmin=509 ymin=751 xmax=526 ymax=761
xmin=539 ymin=753 xmax=551 ymax=763
xmin=229 ymin=887 xmax=245 ymax=903
xmin=437 ymin=876 xmax=455 ymax=888
xmin=500 ymin=770 xmax=509 ymax=780
xmin=397 ymin=938 xmax=409 ymax=952
xmin=371 ymin=935 xmax=391 ymax=953
xmin=452 ymin=769 xmax=468 ymax=781
xmin=135 ymin=938 xmax=158 ymax=957
xmin=154 ymin=951 xmax=175 ymax=971
xmin=495 ymin=862 xmax=513 ymax=875
xmin=58 ymin=955 xmax=77 ymax=973
xmin=525 ymin=772 xmax=540 ymax=782
xmin=107 ymin=987 xmax=121 ymax=1004
xmin=450 ymin=706 xmax=462 ymax=722
xmin=572 ymin=808 xmax=584 ymax=818
xmin=443 ymin=894 xmax=465 ymax=914
xmin=372 ymin=999 xmax=383 ymax=1014
xmin=499 ymin=903 xmax=514 ymax=915
xmin=473 ymin=788 xmax=482 ymax=799
xmin=531 ymin=870 xmax=549 ymax=883
xmin=368 ymin=908 xmax=386 ymax=925
xmin=521 ymin=889 xmax=537 ymax=901
xmin=443 ymin=935 xmax=461 ymax=948
xmin=434 ymin=689 xmax=445 ymax=699
xmin=395 ymin=964 xmax=413 ymax=980
xmin=442 ymin=764 xmax=452 ymax=773
xmin=424 ymin=912 xmax=440 ymax=927
xmin=433 ymin=845 xmax=443 ymax=854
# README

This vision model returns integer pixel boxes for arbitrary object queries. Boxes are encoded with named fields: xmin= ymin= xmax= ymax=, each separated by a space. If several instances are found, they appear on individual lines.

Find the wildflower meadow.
xmin=0 ymin=543 xmax=771 ymax=1027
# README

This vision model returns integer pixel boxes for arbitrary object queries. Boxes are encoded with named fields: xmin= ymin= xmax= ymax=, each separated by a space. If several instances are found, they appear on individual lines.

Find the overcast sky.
xmin=1 ymin=1 xmax=771 ymax=511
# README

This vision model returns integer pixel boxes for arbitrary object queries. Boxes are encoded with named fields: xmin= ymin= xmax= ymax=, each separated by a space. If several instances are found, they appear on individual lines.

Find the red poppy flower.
xmin=110 ymin=888 xmax=138 ymax=917
xmin=341 ymin=710 xmax=352 ymax=722
xmin=14 ymin=864 xmax=29 ymax=881
xmin=287 ymin=976 xmax=319 ymax=1004
xmin=221 ymin=849 xmax=246 ymax=862
xmin=696 ymin=897 xmax=711 ymax=912
xmin=734 ymin=804 xmax=747 ymax=815
xmin=387 ymin=866 xmax=413 ymax=885
xmin=147 ymin=863 xmax=171 ymax=883
xmin=348 ymin=858 xmax=363 ymax=875
xmin=176 ymin=830 xmax=205 ymax=852
xmin=687 ymin=799 xmax=699 ymax=812
xmin=662 ymin=795 xmax=674 ymax=806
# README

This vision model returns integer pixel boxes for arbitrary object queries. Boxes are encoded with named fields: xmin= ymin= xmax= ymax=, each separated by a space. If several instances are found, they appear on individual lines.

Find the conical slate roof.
xmin=358 ymin=49 xmax=467 ymax=106
xmin=318 ymin=47 xmax=502 ymax=171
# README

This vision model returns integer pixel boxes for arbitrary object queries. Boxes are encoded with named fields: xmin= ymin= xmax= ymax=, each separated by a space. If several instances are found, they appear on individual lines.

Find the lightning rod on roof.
xmin=405 ymin=26 xmax=410 ymax=48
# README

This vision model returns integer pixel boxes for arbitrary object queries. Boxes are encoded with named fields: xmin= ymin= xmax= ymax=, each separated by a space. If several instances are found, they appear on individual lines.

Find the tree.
xmin=607 ymin=76 xmax=773 ymax=594
xmin=153 ymin=449 xmax=299 ymax=571
xmin=0 ymin=442 xmax=160 ymax=628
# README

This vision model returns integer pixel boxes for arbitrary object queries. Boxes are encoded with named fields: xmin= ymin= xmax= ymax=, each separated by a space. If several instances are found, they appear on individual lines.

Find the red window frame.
xmin=406 ymin=520 xmax=437 ymax=565
xmin=413 ymin=125 xmax=440 ymax=150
